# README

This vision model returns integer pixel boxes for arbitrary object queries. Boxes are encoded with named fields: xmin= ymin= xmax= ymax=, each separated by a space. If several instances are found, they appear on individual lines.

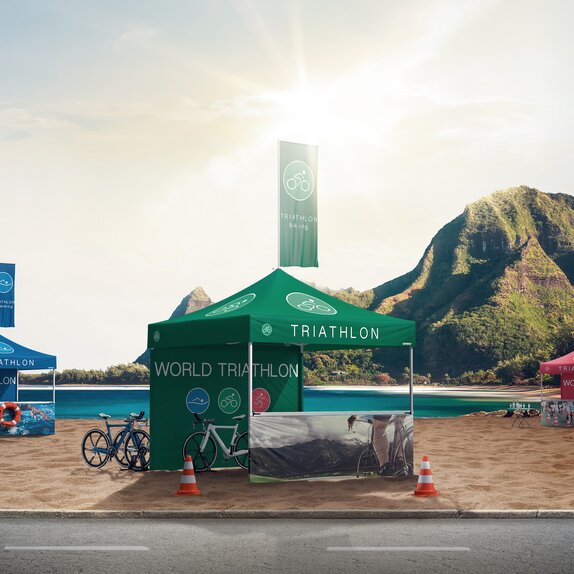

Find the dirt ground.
xmin=1 ymin=417 xmax=573 ymax=511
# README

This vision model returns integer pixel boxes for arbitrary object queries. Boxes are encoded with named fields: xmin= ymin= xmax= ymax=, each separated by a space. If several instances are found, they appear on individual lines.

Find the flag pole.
xmin=277 ymin=140 xmax=281 ymax=268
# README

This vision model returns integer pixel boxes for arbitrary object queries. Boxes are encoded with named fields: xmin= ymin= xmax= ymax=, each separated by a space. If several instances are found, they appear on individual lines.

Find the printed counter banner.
xmin=279 ymin=141 xmax=318 ymax=268
xmin=541 ymin=400 xmax=574 ymax=427
xmin=0 ymin=263 xmax=15 ymax=327
xmin=0 ymin=402 xmax=55 ymax=436
xmin=250 ymin=413 xmax=413 ymax=483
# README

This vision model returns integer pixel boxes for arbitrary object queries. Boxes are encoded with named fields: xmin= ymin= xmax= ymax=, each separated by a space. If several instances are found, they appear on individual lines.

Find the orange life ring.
xmin=0 ymin=402 xmax=21 ymax=428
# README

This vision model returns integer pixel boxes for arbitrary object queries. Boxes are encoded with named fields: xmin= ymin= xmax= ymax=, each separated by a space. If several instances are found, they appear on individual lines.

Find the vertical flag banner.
xmin=279 ymin=141 xmax=318 ymax=267
xmin=0 ymin=263 xmax=15 ymax=327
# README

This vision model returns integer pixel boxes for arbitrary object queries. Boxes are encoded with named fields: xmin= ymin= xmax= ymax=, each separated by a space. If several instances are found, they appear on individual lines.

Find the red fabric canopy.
xmin=540 ymin=351 xmax=574 ymax=374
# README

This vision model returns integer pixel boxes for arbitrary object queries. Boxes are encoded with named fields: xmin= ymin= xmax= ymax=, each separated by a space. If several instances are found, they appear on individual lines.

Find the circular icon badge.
xmin=153 ymin=330 xmax=161 ymax=343
xmin=286 ymin=292 xmax=337 ymax=315
xmin=206 ymin=293 xmax=256 ymax=317
xmin=282 ymin=160 xmax=315 ymax=201
xmin=252 ymin=388 xmax=271 ymax=413
xmin=0 ymin=342 xmax=14 ymax=355
xmin=186 ymin=387 xmax=210 ymax=414
xmin=0 ymin=272 xmax=14 ymax=294
xmin=261 ymin=323 xmax=272 ymax=336
xmin=218 ymin=387 xmax=241 ymax=414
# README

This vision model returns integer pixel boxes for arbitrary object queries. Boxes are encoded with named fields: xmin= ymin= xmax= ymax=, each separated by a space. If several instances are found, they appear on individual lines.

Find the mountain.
xmin=136 ymin=186 xmax=574 ymax=380
xmin=135 ymin=287 xmax=212 ymax=365
xmin=369 ymin=186 xmax=574 ymax=377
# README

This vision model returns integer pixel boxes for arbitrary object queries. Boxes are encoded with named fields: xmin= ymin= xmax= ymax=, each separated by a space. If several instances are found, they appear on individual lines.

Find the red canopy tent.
xmin=540 ymin=351 xmax=574 ymax=399
xmin=540 ymin=351 xmax=574 ymax=375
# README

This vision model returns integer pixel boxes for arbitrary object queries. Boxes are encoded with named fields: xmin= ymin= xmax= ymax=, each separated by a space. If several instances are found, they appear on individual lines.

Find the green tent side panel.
xmin=150 ymin=344 xmax=301 ymax=470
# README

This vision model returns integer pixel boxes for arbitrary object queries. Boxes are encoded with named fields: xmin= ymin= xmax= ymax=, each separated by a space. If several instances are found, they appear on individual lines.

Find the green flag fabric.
xmin=279 ymin=141 xmax=319 ymax=267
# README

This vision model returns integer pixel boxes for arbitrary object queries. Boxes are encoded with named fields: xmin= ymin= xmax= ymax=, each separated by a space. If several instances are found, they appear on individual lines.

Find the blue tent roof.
xmin=0 ymin=333 xmax=57 ymax=370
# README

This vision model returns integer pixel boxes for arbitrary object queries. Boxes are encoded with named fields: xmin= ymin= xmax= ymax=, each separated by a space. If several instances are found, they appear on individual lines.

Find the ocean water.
xmin=18 ymin=387 xmax=538 ymax=419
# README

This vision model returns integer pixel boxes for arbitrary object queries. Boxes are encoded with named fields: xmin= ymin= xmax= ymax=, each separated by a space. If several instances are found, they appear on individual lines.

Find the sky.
xmin=1 ymin=0 xmax=574 ymax=369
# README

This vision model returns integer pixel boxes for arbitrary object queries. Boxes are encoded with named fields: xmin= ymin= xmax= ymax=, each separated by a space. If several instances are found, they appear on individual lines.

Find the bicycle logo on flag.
xmin=282 ymin=160 xmax=314 ymax=201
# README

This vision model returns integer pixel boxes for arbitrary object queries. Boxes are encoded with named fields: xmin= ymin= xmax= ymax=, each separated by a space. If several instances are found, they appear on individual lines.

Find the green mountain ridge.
xmin=137 ymin=186 xmax=574 ymax=381
xmin=369 ymin=186 xmax=574 ymax=377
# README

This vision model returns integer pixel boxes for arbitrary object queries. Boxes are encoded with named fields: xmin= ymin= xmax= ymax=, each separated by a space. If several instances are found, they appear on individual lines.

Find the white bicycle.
xmin=182 ymin=413 xmax=249 ymax=471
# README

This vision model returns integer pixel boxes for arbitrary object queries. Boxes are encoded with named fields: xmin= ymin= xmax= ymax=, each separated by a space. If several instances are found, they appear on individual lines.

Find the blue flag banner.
xmin=0 ymin=263 xmax=15 ymax=327
xmin=0 ymin=369 xmax=17 ymax=402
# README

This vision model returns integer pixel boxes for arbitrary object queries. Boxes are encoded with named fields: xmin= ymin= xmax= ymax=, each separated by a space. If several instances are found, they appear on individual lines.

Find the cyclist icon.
xmin=286 ymin=170 xmax=311 ymax=194
xmin=282 ymin=160 xmax=314 ymax=201
xmin=218 ymin=388 xmax=241 ymax=414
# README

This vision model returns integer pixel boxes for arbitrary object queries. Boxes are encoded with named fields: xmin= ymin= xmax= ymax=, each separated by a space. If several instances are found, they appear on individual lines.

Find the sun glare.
xmin=274 ymin=86 xmax=336 ymax=144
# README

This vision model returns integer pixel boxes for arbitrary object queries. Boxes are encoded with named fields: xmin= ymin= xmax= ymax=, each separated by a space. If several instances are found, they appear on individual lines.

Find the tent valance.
xmin=540 ymin=351 xmax=574 ymax=375
xmin=0 ymin=333 xmax=57 ymax=370
xmin=148 ymin=269 xmax=415 ymax=351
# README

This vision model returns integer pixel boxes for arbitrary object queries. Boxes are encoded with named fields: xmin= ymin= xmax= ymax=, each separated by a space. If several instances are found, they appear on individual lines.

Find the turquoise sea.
xmin=18 ymin=386 xmax=539 ymax=419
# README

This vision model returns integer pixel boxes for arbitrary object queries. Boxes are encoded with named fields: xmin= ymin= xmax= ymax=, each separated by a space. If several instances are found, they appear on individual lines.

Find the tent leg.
xmin=248 ymin=342 xmax=253 ymax=415
xmin=52 ymin=368 xmax=56 ymax=404
xmin=409 ymin=346 xmax=414 ymax=415
xmin=16 ymin=370 xmax=19 ymax=402
xmin=540 ymin=371 xmax=543 ymax=404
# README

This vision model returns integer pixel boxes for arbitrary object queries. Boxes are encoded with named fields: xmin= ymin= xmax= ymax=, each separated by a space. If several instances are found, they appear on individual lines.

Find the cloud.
xmin=0 ymin=106 xmax=68 ymax=131
xmin=118 ymin=25 xmax=158 ymax=45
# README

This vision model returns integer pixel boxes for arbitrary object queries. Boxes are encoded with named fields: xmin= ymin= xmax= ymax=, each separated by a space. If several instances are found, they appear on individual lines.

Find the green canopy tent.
xmin=148 ymin=269 xmax=416 ymax=470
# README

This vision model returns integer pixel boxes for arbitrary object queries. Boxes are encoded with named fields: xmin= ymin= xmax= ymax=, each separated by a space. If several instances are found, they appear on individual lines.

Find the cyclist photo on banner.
xmin=348 ymin=414 xmax=414 ymax=479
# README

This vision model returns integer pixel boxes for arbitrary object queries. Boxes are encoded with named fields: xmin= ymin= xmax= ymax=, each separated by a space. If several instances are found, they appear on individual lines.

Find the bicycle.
xmin=182 ymin=413 xmax=248 ymax=471
xmin=81 ymin=411 xmax=150 ymax=471
xmin=349 ymin=415 xmax=413 ymax=479
xmin=350 ymin=417 xmax=380 ymax=477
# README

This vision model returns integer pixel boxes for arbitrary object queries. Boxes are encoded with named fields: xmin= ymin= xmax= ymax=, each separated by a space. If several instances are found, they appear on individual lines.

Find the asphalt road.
xmin=1 ymin=518 xmax=573 ymax=574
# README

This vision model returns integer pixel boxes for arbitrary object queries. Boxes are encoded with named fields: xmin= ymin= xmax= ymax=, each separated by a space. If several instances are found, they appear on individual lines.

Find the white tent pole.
xmin=409 ymin=346 xmax=414 ymax=415
xmin=248 ymin=342 xmax=253 ymax=415
xmin=52 ymin=368 xmax=56 ymax=404
xmin=16 ymin=370 xmax=19 ymax=401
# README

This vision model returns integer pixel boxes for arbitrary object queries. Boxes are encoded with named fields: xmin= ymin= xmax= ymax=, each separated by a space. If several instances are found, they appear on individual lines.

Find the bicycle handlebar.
xmin=123 ymin=411 xmax=145 ymax=423
xmin=193 ymin=413 xmax=214 ymax=424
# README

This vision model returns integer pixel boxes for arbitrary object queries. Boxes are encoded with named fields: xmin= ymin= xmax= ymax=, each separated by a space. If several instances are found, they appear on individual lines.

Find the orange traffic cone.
xmin=413 ymin=455 xmax=439 ymax=497
xmin=175 ymin=455 xmax=201 ymax=496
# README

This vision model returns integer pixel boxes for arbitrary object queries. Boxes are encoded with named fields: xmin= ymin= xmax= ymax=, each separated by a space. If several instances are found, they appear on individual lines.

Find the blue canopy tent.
xmin=0 ymin=333 xmax=57 ymax=403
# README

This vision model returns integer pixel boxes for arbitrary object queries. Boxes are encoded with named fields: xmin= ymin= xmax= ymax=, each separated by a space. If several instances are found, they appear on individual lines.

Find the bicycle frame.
xmin=90 ymin=420 xmax=135 ymax=455
xmin=200 ymin=422 xmax=248 ymax=459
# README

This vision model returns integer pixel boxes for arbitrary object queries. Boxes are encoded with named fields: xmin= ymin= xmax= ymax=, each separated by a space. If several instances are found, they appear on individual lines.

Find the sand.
xmin=1 ymin=417 xmax=573 ymax=511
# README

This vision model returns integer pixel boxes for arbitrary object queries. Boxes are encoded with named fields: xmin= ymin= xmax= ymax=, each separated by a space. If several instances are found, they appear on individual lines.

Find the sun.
xmin=273 ymin=85 xmax=337 ymax=145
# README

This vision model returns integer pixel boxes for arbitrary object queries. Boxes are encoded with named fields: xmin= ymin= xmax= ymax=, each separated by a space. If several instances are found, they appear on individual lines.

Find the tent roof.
xmin=540 ymin=351 xmax=574 ymax=375
xmin=0 ymin=333 xmax=57 ymax=370
xmin=148 ymin=269 xmax=415 ymax=351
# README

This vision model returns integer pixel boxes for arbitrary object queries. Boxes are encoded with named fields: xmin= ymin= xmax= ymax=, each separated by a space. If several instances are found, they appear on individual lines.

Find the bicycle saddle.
xmin=98 ymin=413 xmax=112 ymax=420
xmin=232 ymin=414 xmax=246 ymax=421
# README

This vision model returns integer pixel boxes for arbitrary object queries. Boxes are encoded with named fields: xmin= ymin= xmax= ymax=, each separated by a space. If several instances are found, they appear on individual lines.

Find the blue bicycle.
xmin=81 ymin=411 xmax=150 ymax=471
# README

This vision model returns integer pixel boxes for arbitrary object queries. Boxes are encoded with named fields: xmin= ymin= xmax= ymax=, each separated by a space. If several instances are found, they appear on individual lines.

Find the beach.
xmin=1 ymin=416 xmax=573 ymax=511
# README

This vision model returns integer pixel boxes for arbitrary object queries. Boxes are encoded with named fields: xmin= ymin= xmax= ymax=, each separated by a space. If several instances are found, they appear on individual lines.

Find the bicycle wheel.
xmin=113 ymin=429 xmax=129 ymax=467
xmin=182 ymin=431 xmax=217 ymax=472
xmin=356 ymin=446 xmax=379 ymax=478
xmin=81 ymin=429 xmax=111 ymax=469
xmin=233 ymin=431 xmax=249 ymax=470
xmin=125 ymin=430 xmax=150 ymax=471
